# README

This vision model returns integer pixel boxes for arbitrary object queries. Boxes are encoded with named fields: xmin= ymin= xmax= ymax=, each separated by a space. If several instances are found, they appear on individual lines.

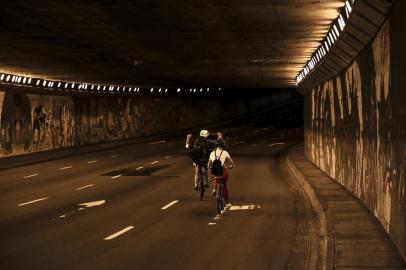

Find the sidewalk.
xmin=287 ymin=144 xmax=406 ymax=270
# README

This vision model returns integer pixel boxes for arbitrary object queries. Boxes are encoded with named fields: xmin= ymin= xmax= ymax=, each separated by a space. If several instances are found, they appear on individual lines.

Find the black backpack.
xmin=191 ymin=139 xmax=206 ymax=164
xmin=211 ymin=150 xmax=224 ymax=176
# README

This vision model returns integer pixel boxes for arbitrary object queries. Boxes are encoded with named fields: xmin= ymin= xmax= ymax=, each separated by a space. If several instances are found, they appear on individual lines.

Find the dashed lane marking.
xmin=148 ymin=140 xmax=166 ymax=145
xmin=164 ymin=156 xmax=171 ymax=159
xmin=104 ymin=226 xmax=135 ymax=240
xmin=59 ymin=166 xmax=72 ymax=171
xmin=150 ymin=160 xmax=159 ymax=165
xmin=136 ymin=166 xmax=144 ymax=171
xmin=111 ymin=174 xmax=122 ymax=179
xmin=161 ymin=200 xmax=179 ymax=210
xmin=23 ymin=174 xmax=39 ymax=179
xmin=18 ymin=197 xmax=49 ymax=206
xmin=88 ymin=160 xmax=98 ymax=164
xmin=76 ymin=184 xmax=94 ymax=190
xmin=268 ymin=143 xmax=285 ymax=147
xmin=111 ymin=155 xmax=120 ymax=158
xmin=208 ymin=222 xmax=216 ymax=226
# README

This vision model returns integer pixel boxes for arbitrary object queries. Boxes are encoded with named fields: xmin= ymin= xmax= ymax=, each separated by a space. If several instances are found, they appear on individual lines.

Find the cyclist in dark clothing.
xmin=186 ymin=130 xmax=215 ymax=190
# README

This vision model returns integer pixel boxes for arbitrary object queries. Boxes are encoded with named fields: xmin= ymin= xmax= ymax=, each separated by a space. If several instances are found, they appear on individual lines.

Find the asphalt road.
xmin=0 ymin=117 xmax=307 ymax=270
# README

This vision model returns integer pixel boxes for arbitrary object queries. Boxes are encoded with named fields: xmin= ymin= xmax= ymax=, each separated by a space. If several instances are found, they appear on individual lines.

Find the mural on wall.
xmin=0 ymin=89 xmax=291 ymax=159
xmin=304 ymin=21 xmax=406 ymax=259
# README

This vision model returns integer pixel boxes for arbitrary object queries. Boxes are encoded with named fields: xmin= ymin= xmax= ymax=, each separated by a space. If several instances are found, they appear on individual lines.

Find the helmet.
xmin=199 ymin=129 xmax=209 ymax=137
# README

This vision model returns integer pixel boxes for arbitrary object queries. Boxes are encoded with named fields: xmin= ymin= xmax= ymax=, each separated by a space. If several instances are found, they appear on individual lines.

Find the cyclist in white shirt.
xmin=208 ymin=142 xmax=234 ymax=208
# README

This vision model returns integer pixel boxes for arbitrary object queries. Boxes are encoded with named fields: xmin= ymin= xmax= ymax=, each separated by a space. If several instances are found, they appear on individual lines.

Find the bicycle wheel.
xmin=216 ymin=182 xmax=225 ymax=214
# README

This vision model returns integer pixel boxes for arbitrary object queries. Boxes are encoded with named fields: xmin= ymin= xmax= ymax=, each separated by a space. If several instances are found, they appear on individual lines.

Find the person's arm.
xmin=225 ymin=155 xmax=234 ymax=169
xmin=185 ymin=134 xmax=192 ymax=149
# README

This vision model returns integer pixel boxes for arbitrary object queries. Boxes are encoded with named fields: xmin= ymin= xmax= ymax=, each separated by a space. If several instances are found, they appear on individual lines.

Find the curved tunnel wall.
xmin=0 ymin=89 xmax=295 ymax=158
xmin=304 ymin=0 xmax=406 ymax=261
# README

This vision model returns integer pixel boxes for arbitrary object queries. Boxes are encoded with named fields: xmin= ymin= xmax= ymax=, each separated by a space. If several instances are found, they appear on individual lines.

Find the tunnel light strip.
xmin=0 ymin=71 xmax=218 ymax=95
xmin=296 ymin=0 xmax=355 ymax=84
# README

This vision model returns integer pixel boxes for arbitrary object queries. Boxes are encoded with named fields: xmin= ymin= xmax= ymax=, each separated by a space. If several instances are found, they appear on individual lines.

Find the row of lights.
xmin=296 ymin=0 xmax=355 ymax=84
xmin=0 ymin=73 xmax=221 ymax=95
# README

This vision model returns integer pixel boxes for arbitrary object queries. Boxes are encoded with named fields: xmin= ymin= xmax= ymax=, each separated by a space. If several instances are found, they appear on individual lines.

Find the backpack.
xmin=191 ymin=139 xmax=207 ymax=164
xmin=211 ymin=150 xmax=224 ymax=176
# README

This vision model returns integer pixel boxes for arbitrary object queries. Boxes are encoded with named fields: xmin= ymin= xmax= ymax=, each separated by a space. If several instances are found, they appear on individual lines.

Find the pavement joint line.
xmin=136 ymin=166 xmax=144 ymax=171
xmin=18 ymin=197 xmax=49 ymax=206
xmin=161 ymin=200 xmax=179 ymax=210
xmin=76 ymin=184 xmax=94 ymax=190
xmin=104 ymin=226 xmax=134 ymax=240
xmin=59 ymin=166 xmax=72 ymax=170
xmin=23 ymin=173 xmax=39 ymax=179
xmin=111 ymin=174 xmax=122 ymax=179
xmin=148 ymin=140 xmax=166 ymax=145
xmin=87 ymin=160 xmax=98 ymax=164
xmin=111 ymin=155 xmax=120 ymax=158
xmin=150 ymin=160 xmax=159 ymax=165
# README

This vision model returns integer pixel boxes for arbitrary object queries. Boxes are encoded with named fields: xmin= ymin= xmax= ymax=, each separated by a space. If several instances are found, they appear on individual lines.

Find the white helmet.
xmin=199 ymin=129 xmax=209 ymax=138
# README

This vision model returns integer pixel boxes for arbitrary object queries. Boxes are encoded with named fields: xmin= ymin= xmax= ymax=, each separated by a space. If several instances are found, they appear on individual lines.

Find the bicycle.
xmin=215 ymin=177 xmax=226 ymax=214
xmin=196 ymin=165 xmax=207 ymax=201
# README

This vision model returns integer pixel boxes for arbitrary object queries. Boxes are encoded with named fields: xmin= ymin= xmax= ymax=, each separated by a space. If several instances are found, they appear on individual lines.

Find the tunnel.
xmin=0 ymin=1 xmax=405 ymax=269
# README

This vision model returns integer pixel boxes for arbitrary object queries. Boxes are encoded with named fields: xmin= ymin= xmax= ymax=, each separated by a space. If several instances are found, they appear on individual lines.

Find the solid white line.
xmin=104 ymin=226 xmax=134 ymax=240
xmin=87 ymin=160 xmax=98 ymax=164
xmin=18 ymin=197 xmax=49 ymax=206
xmin=111 ymin=174 xmax=122 ymax=179
xmin=59 ymin=166 xmax=72 ymax=170
xmin=76 ymin=184 xmax=94 ymax=190
xmin=136 ymin=166 xmax=144 ymax=171
xmin=111 ymin=155 xmax=120 ymax=158
xmin=23 ymin=174 xmax=39 ymax=179
xmin=150 ymin=160 xmax=159 ymax=165
xmin=161 ymin=200 xmax=179 ymax=210
xmin=148 ymin=140 xmax=166 ymax=145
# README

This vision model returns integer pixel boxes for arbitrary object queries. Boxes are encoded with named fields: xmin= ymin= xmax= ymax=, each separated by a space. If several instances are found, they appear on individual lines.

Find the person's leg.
xmin=222 ymin=168 xmax=230 ymax=204
xmin=194 ymin=165 xmax=199 ymax=188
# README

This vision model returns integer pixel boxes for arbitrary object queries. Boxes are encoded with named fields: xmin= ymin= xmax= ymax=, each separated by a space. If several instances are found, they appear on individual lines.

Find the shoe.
xmin=212 ymin=189 xmax=216 ymax=196
xmin=225 ymin=203 xmax=232 ymax=210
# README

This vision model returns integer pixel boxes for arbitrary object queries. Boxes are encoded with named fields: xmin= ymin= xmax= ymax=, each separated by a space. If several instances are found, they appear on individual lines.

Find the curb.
xmin=286 ymin=147 xmax=335 ymax=270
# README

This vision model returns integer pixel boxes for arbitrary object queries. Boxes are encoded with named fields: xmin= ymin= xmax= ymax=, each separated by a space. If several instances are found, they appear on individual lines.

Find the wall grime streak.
xmin=304 ymin=17 xmax=406 ymax=261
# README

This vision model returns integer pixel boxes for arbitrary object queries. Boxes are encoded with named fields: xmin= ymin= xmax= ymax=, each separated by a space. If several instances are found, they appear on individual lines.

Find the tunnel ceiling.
xmin=0 ymin=0 xmax=345 ymax=88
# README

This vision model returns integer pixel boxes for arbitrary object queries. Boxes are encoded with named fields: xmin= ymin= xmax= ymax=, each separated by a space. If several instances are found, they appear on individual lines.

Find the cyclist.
xmin=208 ymin=141 xmax=235 ymax=208
xmin=216 ymin=131 xmax=227 ymax=150
xmin=186 ymin=130 xmax=212 ymax=190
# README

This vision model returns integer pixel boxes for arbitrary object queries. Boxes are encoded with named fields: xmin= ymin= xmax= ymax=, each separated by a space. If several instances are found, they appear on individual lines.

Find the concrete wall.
xmin=0 ymin=89 xmax=294 ymax=158
xmin=304 ymin=1 xmax=406 ymax=261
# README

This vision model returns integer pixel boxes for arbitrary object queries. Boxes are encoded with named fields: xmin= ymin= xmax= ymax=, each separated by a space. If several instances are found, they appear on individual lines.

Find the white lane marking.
xmin=104 ymin=226 xmax=134 ymax=240
xmin=88 ymin=160 xmax=98 ymax=164
xmin=76 ymin=184 xmax=94 ymax=190
xmin=78 ymin=200 xmax=105 ymax=208
xmin=111 ymin=174 xmax=122 ymax=179
xmin=111 ymin=155 xmax=120 ymax=158
xmin=229 ymin=205 xmax=261 ymax=211
xmin=161 ymin=200 xmax=179 ymax=210
xmin=136 ymin=166 xmax=144 ymax=171
xmin=268 ymin=143 xmax=285 ymax=147
xmin=208 ymin=222 xmax=216 ymax=226
xmin=164 ymin=156 xmax=171 ymax=159
xmin=148 ymin=140 xmax=166 ymax=145
xmin=59 ymin=166 xmax=72 ymax=171
xmin=23 ymin=174 xmax=39 ymax=179
xmin=18 ymin=197 xmax=49 ymax=206
xmin=150 ymin=160 xmax=159 ymax=165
